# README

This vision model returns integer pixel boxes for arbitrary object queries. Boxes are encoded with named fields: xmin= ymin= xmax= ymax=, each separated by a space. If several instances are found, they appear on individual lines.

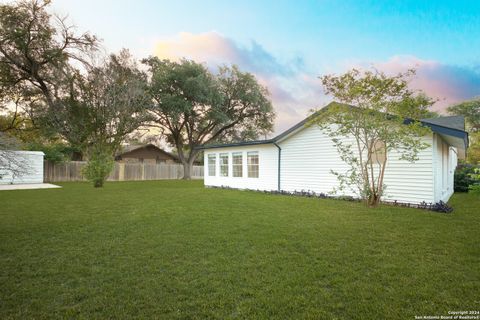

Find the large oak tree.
xmin=143 ymin=58 xmax=275 ymax=179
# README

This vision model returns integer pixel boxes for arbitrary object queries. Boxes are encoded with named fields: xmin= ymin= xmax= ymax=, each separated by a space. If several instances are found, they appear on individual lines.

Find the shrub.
xmin=469 ymin=184 xmax=480 ymax=194
xmin=468 ymin=168 xmax=480 ymax=195
xmin=454 ymin=163 xmax=478 ymax=192
xmin=82 ymin=147 xmax=114 ymax=188
xmin=26 ymin=142 xmax=81 ymax=163
xmin=430 ymin=201 xmax=454 ymax=213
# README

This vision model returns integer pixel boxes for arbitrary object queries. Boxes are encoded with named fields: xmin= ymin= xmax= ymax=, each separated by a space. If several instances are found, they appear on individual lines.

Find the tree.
xmin=313 ymin=69 xmax=433 ymax=206
xmin=0 ymin=133 xmax=31 ymax=183
xmin=143 ymin=58 xmax=275 ymax=179
xmin=70 ymin=50 xmax=151 ymax=187
xmin=0 ymin=0 xmax=98 ymax=114
xmin=0 ymin=0 xmax=99 ymax=160
xmin=447 ymin=99 xmax=480 ymax=165
xmin=81 ymin=143 xmax=114 ymax=188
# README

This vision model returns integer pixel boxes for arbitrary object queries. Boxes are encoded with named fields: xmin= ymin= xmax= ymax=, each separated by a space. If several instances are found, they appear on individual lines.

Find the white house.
xmin=200 ymin=104 xmax=468 ymax=204
xmin=0 ymin=151 xmax=45 ymax=185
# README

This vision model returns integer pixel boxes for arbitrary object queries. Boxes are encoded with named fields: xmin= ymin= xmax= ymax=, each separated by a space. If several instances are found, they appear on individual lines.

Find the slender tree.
xmin=143 ymin=58 xmax=275 ymax=179
xmin=313 ymin=69 xmax=434 ymax=206
xmin=74 ymin=50 xmax=151 ymax=187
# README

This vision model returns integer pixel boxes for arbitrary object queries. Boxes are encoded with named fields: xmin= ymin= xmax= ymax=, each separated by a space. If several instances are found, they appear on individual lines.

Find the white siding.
xmin=203 ymin=126 xmax=458 ymax=204
xmin=203 ymin=144 xmax=278 ymax=191
xmin=279 ymin=125 xmax=356 ymax=196
xmin=433 ymin=134 xmax=457 ymax=203
xmin=382 ymin=135 xmax=435 ymax=204
xmin=279 ymin=125 xmax=437 ymax=204
xmin=0 ymin=151 xmax=44 ymax=185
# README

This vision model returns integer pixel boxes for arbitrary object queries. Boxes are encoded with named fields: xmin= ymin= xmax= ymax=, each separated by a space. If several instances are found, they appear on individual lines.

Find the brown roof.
xmin=116 ymin=144 xmax=179 ymax=161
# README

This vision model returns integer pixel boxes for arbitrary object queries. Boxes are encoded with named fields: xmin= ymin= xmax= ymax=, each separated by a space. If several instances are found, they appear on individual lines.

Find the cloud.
xmin=153 ymin=32 xmax=325 ymax=134
xmin=349 ymin=55 xmax=480 ymax=113
xmin=151 ymin=33 xmax=480 ymax=134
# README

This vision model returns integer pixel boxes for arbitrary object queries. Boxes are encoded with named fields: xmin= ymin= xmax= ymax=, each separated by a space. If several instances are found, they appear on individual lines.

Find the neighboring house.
xmin=0 ymin=151 xmax=44 ymax=185
xmin=199 ymin=103 xmax=468 ymax=204
xmin=115 ymin=144 xmax=179 ymax=164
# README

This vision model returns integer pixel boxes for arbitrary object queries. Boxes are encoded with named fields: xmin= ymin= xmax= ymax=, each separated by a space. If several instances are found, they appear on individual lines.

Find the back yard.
xmin=0 ymin=181 xmax=479 ymax=319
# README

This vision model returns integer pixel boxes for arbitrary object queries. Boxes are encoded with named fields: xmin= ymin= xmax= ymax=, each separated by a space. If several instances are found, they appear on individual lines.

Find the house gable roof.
xmin=116 ymin=144 xmax=179 ymax=160
xmin=421 ymin=115 xmax=465 ymax=131
xmin=197 ymin=102 xmax=469 ymax=153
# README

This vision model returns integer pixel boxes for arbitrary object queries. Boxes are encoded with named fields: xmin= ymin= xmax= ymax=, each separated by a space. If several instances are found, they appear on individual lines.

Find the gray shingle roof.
xmin=421 ymin=115 xmax=465 ymax=131
xmin=197 ymin=102 xmax=468 ymax=150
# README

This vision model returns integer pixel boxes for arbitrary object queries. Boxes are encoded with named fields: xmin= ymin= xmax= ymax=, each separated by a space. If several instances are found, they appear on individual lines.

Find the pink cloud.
xmin=151 ymin=33 xmax=480 ymax=135
xmin=153 ymin=32 xmax=326 ymax=135
xmin=350 ymin=55 xmax=480 ymax=113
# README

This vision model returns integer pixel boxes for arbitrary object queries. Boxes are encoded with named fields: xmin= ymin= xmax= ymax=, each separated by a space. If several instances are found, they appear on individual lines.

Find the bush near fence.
xmin=43 ymin=161 xmax=203 ymax=182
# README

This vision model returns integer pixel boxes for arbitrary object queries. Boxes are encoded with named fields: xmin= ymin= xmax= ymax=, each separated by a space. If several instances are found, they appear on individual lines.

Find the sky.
xmin=49 ymin=0 xmax=480 ymax=134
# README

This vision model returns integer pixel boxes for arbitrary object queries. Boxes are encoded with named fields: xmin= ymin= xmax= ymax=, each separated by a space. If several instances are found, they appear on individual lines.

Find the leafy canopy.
xmin=143 ymin=57 xmax=275 ymax=178
xmin=313 ymin=69 xmax=434 ymax=206
xmin=448 ymin=99 xmax=480 ymax=165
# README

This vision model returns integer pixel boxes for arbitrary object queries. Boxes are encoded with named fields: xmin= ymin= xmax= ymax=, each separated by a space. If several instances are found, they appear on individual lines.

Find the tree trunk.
xmin=182 ymin=160 xmax=192 ymax=180
xmin=94 ymin=179 xmax=104 ymax=188
xmin=182 ymin=157 xmax=197 ymax=180
xmin=182 ymin=150 xmax=199 ymax=180
xmin=368 ymin=193 xmax=380 ymax=207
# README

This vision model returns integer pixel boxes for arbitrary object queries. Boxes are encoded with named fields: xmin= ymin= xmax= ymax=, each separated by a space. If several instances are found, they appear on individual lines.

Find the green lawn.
xmin=0 ymin=181 xmax=479 ymax=319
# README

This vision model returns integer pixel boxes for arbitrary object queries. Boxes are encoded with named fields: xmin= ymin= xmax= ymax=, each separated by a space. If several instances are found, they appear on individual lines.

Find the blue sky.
xmin=52 ymin=0 xmax=480 ymax=132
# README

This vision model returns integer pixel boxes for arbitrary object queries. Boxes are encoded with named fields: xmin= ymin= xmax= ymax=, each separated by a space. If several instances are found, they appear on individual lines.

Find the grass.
xmin=0 ymin=180 xmax=479 ymax=319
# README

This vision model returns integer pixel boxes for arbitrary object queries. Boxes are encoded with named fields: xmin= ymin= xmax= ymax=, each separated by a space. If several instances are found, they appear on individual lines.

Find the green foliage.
xmin=448 ymin=99 xmax=480 ymax=165
xmin=447 ymin=99 xmax=480 ymax=132
xmin=72 ymin=50 xmax=151 ymax=152
xmin=453 ymin=162 xmax=478 ymax=192
xmin=26 ymin=142 xmax=79 ymax=163
xmin=143 ymin=58 xmax=275 ymax=178
xmin=467 ymin=132 xmax=480 ymax=165
xmin=468 ymin=168 xmax=480 ymax=194
xmin=0 ymin=0 xmax=101 ymax=166
xmin=314 ymin=69 xmax=434 ymax=206
xmin=41 ymin=50 xmax=150 ymax=183
xmin=82 ymin=146 xmax=114 ymax=188
xmin=0 ymin=0 xmax=98 ymax=118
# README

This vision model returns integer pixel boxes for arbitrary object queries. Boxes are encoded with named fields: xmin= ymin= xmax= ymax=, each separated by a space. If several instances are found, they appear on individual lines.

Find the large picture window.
xmin=232 ymin=152 xmax=243 ymax=177
xmin=208 ymin=154 xmax=216 ymax=177
xmin=220 ymin=153 xmax=229 ymax=177
xmin=247 ymin=151 xmax=259 ymax=178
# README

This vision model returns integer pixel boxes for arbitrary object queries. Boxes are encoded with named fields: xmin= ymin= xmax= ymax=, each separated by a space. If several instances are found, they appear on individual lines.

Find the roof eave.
xmin=196 ymin=139 xmax=275 ymax=150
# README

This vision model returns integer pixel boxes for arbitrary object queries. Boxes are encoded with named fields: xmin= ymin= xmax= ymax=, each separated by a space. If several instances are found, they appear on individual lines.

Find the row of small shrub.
xmin=454 ymin=163 xmax=480 ymax=194
xmin=210 ymin=186 xmax=453 ymax=213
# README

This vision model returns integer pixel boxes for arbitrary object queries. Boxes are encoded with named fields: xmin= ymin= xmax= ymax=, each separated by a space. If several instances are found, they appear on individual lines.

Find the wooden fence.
xmin=43 ymin=161 xmax=204 ymax=182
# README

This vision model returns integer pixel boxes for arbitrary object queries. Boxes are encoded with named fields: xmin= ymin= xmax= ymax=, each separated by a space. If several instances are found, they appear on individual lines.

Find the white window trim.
xmin=207 ymin=153 xmax=217 ymax=177
xmin=247 ymin=151 xmax=259 ymax=178
xmin=219 ymin=153 xmax=229 ymax=177
xmin=232 ymin=152 xmax=243 ymax=178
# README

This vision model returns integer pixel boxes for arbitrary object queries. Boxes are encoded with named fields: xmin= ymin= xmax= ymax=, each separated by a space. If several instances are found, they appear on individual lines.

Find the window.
xmin=232 ymin=152 xmax=243 ymax=177
xmin=220 ymin=153 xmax=229 ymax=177
xmin=247 ymin=151 xmax=259 ymax=178
xmin=368 ymin=140 xmax=386 ymax=164
xmin=208 ymin=154 xmax=216 ymax=177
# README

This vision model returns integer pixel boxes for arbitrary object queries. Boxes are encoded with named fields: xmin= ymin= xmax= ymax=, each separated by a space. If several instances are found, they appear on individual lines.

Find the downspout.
xmin=273 ymin=142 xmax=281 ymax=191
